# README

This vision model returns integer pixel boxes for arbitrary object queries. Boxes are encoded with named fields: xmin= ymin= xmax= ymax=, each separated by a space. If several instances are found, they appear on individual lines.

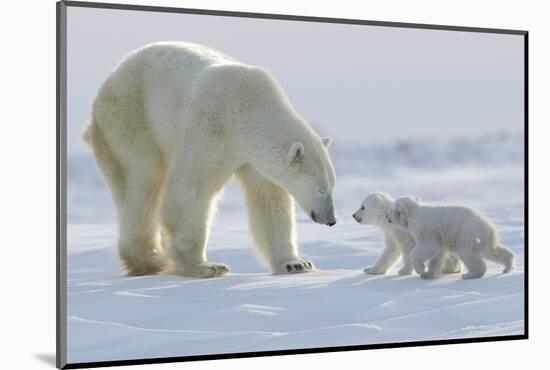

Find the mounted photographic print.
xmin=57 ymin=1 xmax=528 ymax=368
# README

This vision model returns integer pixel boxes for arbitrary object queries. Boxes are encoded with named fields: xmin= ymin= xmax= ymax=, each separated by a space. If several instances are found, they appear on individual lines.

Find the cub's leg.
xmin=456 ymin=248 xmax=487 ymax=279
xmin=409 ymin=239 xmax=439 ymax=277
xmin=423 ymin=251 xmax=448 ymax=279
xmin=481 ymin=245 xmax=516 ymax=273
xmin=397 ymin=239 xmax=415 ymax=275
xmin=236 ymin=164 xmax=315 ymax=274
xmin=442 ymin=253 xmax=463 ymax=274
xmin=364 ymin=233 xmax=400 ymax=275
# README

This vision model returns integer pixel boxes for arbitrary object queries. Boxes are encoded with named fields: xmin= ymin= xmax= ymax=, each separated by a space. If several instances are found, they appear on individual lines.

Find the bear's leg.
xmin=409 ymin=241 xmax=439 ymax=276
xmin=162 ymin=187 xmax=229 ymax=277
xmin=236 ymin=164 xmax=315 ymax=274
xmin=456 ymin=248 xmax=487 ymax=279
xmin=397 ymin=240 xmax=415 ymax=275
xmin=117 ymin=167 xmax=169 ymax=276
xmin=88 ymin=116 xmax=169 ymax=276
xmin=364 ymin=234 xmax=400 ymax=275
xmin=161 ymin=149 xmax=235 ymax=278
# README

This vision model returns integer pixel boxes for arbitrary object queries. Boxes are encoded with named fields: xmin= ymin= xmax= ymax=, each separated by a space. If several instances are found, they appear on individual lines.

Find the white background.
xmin=0 ymin=0 xmax=546 ymax=369
xmin=65 ymin=6 xmax=523 ymax=154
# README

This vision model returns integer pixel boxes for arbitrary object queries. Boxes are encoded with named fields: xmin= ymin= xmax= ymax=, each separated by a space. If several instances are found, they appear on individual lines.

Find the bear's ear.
xmin=322 ymin=137 xmax=332 ymax=148
xmin=412 ymin=195 xmax=421 ymax=204
xmin=286 ymin=142 xmax=305 ymax=164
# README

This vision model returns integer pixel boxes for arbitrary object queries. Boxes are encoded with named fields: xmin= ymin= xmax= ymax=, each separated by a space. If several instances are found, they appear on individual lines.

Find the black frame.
xmin=56 ymin=1 xmax=529 ymax=369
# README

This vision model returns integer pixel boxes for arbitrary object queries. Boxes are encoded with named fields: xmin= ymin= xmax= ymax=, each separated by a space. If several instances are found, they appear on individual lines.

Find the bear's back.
xmin=100 ymin=42 xmax=238 ymax=100
xmin=93 ymin=42 xmax=247 ymax=150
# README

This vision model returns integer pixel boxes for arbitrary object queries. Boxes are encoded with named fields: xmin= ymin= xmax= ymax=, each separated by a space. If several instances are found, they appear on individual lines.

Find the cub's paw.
xmin=397 ymin=266 xmax=414 ymax=275
xmin=442 ymin=259 xmax=463 ymax=274
xmin=420 ymin=272 xmax=440 ymax=280
xmin=363 ymin=266 xmax=386 ymax=275
xmin=176 ymin=262 xmax=230 ymax=278
xmin=275 ymin=259 xmax=316 ymax=274
xmin=461 ymin=271 xmax=484 ymax=280
xmin=503 ymin=258 xmax=515 ymax=273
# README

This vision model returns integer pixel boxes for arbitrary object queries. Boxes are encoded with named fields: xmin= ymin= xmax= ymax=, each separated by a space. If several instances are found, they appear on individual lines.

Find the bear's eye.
xmin=361 ymin=206 xmax=365 ymax=210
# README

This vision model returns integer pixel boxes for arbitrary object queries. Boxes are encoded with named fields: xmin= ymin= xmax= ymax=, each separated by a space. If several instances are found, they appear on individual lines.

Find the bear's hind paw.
xmin=176 ymin=262 xmax=230 ymax=278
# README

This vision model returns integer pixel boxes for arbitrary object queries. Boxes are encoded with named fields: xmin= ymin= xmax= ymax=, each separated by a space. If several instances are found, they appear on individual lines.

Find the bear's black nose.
xmin=327 ymin=221 xmax=336 ymax=227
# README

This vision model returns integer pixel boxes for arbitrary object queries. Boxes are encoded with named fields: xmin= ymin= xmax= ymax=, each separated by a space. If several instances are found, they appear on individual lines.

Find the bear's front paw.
xmin=363 ymin=266 xmax=386 ymax=275
xmin=275 ymin=259 xmax=316 ymax=274
xmin=175 ymin=262 xmax=230 ymax=278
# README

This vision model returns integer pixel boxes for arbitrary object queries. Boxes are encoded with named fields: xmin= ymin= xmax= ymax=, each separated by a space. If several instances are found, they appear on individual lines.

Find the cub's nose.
xmin=386 ymin=214 xmax=392 ymax=223
xmin=327 ymin=220 xmax=336 ymax=227
xmin=352 ymin=213 xmax=361 ymax=223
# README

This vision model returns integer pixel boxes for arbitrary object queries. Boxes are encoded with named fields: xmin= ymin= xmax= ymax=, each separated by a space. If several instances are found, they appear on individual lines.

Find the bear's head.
xmin=280 ymin=137 xmax=337 ymax=226
xmin=387 ymin=196 xmax=421 ymax=230
xmin=352 ymin=192 xmax=393 ymax=226
xmin=220 ymin=65 xmax=338 ymax=226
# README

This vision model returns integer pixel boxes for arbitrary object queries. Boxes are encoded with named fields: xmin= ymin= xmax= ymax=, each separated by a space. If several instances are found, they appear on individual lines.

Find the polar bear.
xmin=83 ymin=42 xmax=337 ymax=278
xmin=352 ymin=192 xmax=461 ymax=275
xmin=387 ymin=196 xmax=515 ymax=279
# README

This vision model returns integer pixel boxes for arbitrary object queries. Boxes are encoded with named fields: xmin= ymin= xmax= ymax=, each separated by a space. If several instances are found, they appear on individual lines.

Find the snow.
xmin=66 ymin=131 xmax=525 ymax=364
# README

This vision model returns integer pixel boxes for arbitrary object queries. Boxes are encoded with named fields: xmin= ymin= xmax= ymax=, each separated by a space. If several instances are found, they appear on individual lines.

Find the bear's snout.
xmin=311 ymin=210 xmax=337 ymax=226
xmin=352 ymin=213 xmax=362 ymax=223
xmin=311 ymin=192 xmax=337 ymax=226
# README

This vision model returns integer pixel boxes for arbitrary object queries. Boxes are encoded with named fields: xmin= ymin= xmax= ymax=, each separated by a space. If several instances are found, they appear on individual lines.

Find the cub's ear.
xmin=395 ymin=202 xmax=405 ymax=214
xmin=322 ymin=137 xmax=332 ymax=148
xmin=395 ymin=202 xmax=409 ymax=218
xmin=286 ymin=142 xmax=305 ymax=164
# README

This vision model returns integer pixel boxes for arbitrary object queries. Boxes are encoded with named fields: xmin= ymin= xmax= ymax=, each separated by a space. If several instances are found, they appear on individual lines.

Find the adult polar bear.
xmin=84 ymin=42 xmax=337 ymax=278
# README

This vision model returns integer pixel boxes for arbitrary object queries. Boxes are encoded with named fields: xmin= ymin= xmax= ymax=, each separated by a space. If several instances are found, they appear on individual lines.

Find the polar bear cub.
xmin=387 ymin=196 xmax=515 ymax=279
xmin=352 ymin=192 xmax=461 ymax=276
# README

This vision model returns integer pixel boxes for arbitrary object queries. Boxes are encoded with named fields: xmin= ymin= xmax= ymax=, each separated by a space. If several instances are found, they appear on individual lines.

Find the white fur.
xmin=388 ymin=196 xmax=516 ymax=279
xmin=83 ymin=42 xmax=337 ymax=277
xmin=353 ymin=192 xmax=461 ymax=275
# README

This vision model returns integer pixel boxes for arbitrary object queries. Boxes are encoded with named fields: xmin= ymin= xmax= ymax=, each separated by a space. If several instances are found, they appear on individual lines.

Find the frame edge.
xmin=58 ymin=2 xmax=529 ymax=368
xmin=57 ymin=1 xmax=68 ymax=369
xmin=62 ymin=0 xmax=527 ymax=35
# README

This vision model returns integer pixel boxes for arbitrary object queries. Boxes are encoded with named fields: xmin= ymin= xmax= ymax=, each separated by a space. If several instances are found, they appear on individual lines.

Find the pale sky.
xmin=67 ymin=6 xmax=524 ymax=154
